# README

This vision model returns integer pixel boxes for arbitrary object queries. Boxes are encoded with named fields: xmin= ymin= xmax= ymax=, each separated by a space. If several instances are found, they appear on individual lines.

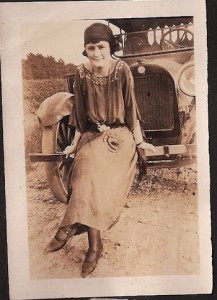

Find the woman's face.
xmin=85 ymin=41 xmax=111 ymax=68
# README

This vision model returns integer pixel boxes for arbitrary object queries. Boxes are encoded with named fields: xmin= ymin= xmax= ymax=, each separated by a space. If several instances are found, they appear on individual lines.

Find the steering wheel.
xmin=127 ymin=37 xmax=144 ymax=52
xmin=160 ymin=28 xmax=194 ymax=51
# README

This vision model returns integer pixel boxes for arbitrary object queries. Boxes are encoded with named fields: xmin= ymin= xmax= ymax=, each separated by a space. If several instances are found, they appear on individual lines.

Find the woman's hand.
xmin=63 ymin=144 xmax=77 ymax=158
xmin=133 ymin=121 xmax=156 ymax=153
xmin=137 ymin=141 xmax=156 ymax=153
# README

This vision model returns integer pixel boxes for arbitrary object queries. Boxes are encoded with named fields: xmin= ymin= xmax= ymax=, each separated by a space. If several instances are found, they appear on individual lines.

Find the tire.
xmin=42 ymin=116 xmax=75 ymax=203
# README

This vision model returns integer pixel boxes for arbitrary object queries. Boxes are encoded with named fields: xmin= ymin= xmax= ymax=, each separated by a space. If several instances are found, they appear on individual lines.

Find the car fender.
xmin=37 ymin=92 xmax=75 ymax=126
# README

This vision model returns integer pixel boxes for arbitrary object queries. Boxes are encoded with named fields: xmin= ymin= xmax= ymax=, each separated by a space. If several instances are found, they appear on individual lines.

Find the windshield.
xmin=114 ymin=23 xmax=194 ymax=57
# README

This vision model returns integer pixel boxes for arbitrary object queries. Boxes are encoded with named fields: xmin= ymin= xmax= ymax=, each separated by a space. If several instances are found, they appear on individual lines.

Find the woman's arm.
xmin=121 ymin=63 xmax=156 ymax=153
xmin=63 ymin=66 xmax=86 ymax=157
xmin=63 ymin=129 xmax=81 ymax=157
xmin=72 ymin=129 xmax=82 ymax=146
xmin=133 ymin=120 xmax=156 ymax=152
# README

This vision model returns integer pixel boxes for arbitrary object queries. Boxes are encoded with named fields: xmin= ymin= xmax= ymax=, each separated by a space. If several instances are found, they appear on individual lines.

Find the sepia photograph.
xmin=0 ymin=0 xmax=212 ymax=299
xmin=24 ymin=17 xmax=198 ymax=279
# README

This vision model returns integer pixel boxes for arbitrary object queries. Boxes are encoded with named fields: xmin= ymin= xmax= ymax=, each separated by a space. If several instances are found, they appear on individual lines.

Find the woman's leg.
xmin=44 ymin=223 xmax=80 ymax=253
xmin=82 ymin=227 xmax=103 ymax=277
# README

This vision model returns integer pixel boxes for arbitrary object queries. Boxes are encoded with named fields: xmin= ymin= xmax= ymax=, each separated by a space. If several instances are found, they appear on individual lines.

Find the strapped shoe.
xmin=44 ymin=224 xmax=79 ymax=253
xmin=44 ymin=236 xmax=67 ymax=253
xmin=82 ymin=242 xmax=103 ymax=278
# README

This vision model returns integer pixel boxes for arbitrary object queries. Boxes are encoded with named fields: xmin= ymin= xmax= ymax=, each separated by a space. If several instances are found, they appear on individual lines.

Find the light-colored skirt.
xmin=61 ymin=126 xmax=137 ymax=231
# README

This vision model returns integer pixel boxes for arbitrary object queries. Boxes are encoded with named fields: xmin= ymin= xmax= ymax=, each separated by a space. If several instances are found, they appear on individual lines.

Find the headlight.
xmin=137 ymin=65 xmax=146 ymax=74
xmin=178 ymin=62 xmax=195 ymax=96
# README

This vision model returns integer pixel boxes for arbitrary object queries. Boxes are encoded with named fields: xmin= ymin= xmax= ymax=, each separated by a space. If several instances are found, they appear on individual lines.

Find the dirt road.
xmin=26 ymin=163 xmax=199 ymax=279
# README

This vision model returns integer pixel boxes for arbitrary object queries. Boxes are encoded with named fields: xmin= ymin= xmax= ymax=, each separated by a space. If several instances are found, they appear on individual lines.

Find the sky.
xmin=21 ymin=20 xmax=121 ymax=65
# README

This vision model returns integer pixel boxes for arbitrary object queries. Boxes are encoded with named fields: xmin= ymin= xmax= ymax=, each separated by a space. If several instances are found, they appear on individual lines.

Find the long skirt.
xmin=60 ymin=126 xmax=138 ymax=231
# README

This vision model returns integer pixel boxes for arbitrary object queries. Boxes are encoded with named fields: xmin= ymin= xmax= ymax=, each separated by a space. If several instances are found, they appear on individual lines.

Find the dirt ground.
xmin=26 ymin=162 xmax=199 ymax=279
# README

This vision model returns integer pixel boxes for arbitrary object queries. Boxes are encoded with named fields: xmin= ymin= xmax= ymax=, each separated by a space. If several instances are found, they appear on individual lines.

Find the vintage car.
xmin=31 ymin=17 xmax=196 ymax=203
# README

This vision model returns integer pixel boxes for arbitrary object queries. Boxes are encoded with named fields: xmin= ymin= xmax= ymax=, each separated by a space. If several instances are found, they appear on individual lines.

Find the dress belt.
xmin=86 ymin=121 xmax=126 ymax=132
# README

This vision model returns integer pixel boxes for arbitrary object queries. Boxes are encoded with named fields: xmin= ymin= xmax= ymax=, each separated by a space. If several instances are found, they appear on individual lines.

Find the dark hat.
xmin=83 ymin=23 xmax=118 ymax=56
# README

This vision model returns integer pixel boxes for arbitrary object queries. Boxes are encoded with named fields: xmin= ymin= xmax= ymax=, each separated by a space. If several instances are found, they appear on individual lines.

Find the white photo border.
xmin=0 ymin=0 xmax=212 ymax=299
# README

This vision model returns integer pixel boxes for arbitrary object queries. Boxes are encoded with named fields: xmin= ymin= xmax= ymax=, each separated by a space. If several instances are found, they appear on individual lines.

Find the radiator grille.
xmin=134 ymin=73 xmax=175 ymax=131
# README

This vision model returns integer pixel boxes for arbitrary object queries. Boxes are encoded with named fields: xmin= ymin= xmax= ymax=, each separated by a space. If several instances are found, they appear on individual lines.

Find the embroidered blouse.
xmin=72 ymin=60 xmax=140 ymax=133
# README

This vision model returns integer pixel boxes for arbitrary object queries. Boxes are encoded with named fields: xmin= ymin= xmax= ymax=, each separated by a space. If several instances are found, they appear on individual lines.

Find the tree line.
xmin=22 ymin=53 xmax=77 ymax=80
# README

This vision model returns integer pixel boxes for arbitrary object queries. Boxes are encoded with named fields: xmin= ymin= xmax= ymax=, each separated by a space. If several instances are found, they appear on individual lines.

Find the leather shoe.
xmin=44 ymin=236 xmax=67 ymax=253
xmin=82 ymin=242 xmax=103 ymax=278
xmin=44 ymin=224 xmax=79 ymax=253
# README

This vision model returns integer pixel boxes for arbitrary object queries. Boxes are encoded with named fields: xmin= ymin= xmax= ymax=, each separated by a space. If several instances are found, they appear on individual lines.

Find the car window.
xmin=115 ymin=23 xmax=194 ymax=56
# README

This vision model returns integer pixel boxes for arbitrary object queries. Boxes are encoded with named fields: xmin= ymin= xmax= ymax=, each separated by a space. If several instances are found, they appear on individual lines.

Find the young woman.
xmin=45 ymin=22 xmax=156 ymax=277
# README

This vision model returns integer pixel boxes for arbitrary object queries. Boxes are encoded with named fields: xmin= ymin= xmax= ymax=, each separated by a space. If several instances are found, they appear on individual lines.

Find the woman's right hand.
xmin=137 ymin=141 xmax=156 ymax=153
xmin=63 ymin=144 xmax=77 ymax=158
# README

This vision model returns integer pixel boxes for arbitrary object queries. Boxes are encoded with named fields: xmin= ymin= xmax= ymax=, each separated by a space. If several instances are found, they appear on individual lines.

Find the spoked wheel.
xmin=42 ymin=115 xmax=75 ymax=203
xmin=160 ymin=28 xmax=194 ymax=51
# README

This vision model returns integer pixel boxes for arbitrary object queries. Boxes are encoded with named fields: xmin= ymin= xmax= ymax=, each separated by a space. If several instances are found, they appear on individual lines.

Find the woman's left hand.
xmin=137 ymin=141 xmax=157 ymax=153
